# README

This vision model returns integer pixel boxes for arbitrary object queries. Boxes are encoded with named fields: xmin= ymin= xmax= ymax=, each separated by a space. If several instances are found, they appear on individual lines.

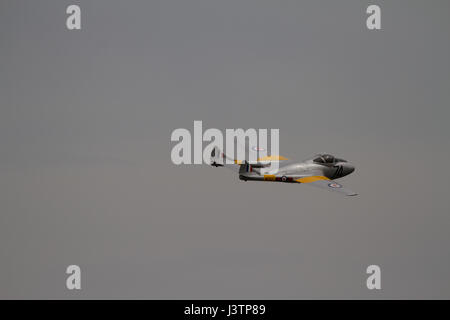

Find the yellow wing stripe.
xmin=234 ymin=155 xmax=288 ymax=164
xmin=296 ymin=176 xmax=330 ymax=183
xmin=257 ymin=155 xmax=289 ymax=161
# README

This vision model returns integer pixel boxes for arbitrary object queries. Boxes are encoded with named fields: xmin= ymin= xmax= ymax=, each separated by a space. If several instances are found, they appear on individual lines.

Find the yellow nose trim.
xmin=296 ymin=176 xmax=330 ymax=183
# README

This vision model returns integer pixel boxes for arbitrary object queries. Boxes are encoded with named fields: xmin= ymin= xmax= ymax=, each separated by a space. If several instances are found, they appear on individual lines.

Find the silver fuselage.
xmin=239 ymin=158 xmax=355 ymax=182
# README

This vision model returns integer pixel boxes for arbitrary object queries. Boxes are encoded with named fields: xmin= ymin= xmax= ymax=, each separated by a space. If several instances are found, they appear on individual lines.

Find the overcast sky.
xmin=1 ymin=0 xmax=450 ymax=298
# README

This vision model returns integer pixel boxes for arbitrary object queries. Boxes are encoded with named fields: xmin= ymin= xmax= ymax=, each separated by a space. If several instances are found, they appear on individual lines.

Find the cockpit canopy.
xmin=313 ymin=154 xmax=347 ymax=164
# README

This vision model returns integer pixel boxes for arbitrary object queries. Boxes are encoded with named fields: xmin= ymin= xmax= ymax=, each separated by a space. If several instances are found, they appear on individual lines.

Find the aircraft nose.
xmin=345 ymin=164 xmax=355 ymax=175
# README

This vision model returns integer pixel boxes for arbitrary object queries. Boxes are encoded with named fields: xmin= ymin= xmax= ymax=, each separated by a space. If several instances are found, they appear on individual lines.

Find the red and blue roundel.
xmin=328 ymin=182 xmax=342 ymax=188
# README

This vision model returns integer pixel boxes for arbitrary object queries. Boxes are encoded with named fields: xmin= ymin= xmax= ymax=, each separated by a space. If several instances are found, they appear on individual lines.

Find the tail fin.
xmin=210 ymin=146 xmax=241 ymax=172
xmin=210 ymin=146 xmax=223 ymax=167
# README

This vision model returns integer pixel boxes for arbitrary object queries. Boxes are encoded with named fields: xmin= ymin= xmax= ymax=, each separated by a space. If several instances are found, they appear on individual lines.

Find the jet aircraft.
xmin=210 ymin=146 xmax=357 ymax=196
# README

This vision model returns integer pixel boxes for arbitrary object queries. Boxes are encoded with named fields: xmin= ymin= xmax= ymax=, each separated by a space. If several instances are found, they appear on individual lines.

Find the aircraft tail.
xmin=210 ymin=146 xmax=241 ymax=172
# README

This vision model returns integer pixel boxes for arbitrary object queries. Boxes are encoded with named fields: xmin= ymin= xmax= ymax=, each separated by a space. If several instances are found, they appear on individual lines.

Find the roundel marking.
xmin=328 ymin=182 xmax=342 ymax=188
xmin=252 ymin=146 xmax=265 ymax=151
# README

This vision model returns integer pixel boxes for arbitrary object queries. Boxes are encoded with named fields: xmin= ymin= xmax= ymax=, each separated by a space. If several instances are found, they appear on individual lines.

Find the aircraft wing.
xmin=295 ymin=175 xmax=358 ymax=196
xmin=210 ymin=144 xmax=289 ymax=171
xmin=233 ymin=141 xmax=290 ymax=165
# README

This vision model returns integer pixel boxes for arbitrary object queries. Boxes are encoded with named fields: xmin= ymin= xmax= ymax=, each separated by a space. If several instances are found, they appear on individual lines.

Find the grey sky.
xmin=1 ymin=0 xmax=449 ymax=298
